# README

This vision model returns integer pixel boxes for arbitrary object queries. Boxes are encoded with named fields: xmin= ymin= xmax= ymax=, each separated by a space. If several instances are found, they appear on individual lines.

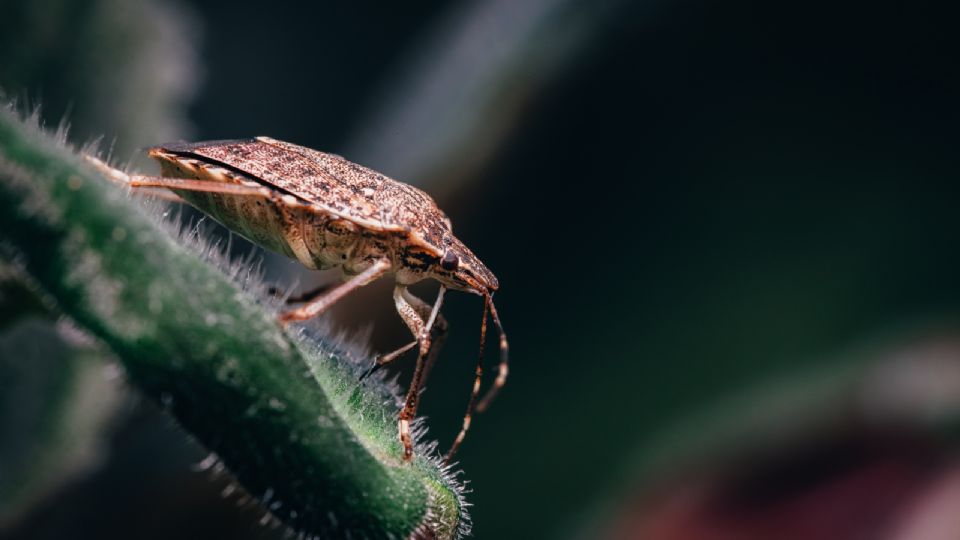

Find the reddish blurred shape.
xmin=606 ymin=428 xmax=960 ymax=540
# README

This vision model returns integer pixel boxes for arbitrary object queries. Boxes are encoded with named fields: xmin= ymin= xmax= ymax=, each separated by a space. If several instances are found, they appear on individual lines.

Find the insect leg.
xmin=83 ymin=155 xmax=186 ymax=203
xmin=86 ymin=153 xmax=275 ymax=199
xmin=359 ymin=340 xmax=416 ymax=381
xmin=360 ymin=287 xmax=448 ymax=381
xmin=85 ymin=154 xmax=272 ymax=197
xmin=267 ymin=282 xmax=336 ymax=304
xmin=278 ymin=259 xmax=391 ymax=323
xmin=402 ymin=287 xmax=449 ymax=382
xmin=394 ymin=285 xmax=447 ymax=461
xmin=129 ymin=177 xmax=272 ymax=197
xmin=444 ymin=297 xmax=489 ymax=463
xmin=476 ymin=295 xmax=509 ymax=413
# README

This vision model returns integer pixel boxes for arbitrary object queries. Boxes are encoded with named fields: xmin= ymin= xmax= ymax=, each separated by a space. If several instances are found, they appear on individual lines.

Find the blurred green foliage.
xmin=0 ymin=315 xmax=120 ymax=528
xmin=0 ymin=0 xmax=201 ymax=528
xmin=0 ymin=0 xmax=200 ymax=156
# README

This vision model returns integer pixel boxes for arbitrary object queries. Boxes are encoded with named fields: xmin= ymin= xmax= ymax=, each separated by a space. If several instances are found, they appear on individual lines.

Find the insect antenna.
xmin=476 ymin=294 xmax=508 ymax=413
xmin=444 ymin=296 xmax=488 ymax=463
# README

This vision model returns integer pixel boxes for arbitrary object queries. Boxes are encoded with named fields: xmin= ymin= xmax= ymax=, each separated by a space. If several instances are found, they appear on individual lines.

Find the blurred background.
xmin=3 ymin=0 xmax=960 ymax=538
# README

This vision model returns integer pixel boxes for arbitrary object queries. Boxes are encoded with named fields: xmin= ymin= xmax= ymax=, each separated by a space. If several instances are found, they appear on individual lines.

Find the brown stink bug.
xmin=85 ymin=137 xmax=508 ymax=462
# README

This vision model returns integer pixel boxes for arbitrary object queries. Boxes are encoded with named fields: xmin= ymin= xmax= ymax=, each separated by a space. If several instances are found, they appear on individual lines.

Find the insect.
xmin=84 ymin=137 xmax=508 ymax=462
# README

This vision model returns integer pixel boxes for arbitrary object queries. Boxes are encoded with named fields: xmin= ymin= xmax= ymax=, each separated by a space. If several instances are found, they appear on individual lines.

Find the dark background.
xmin=4 ymin=0 xmax=960 ymax=538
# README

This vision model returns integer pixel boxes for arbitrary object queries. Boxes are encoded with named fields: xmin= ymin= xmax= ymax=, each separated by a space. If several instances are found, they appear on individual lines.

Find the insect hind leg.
xmin=83 ymin=155 xmax=184 ymax=203
xmin=83 ymin=154 xmax=272 ymax=199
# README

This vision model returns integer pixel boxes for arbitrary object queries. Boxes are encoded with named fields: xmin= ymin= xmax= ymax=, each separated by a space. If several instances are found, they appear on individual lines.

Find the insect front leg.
xmin=360 ymin=287 xmax=448 ymax=381
xmin=400 ymin=287 xmax=449 ymax=382
xmin=278 ymin=259 xmax=391 ymax=323
xmin=393 ymin=284 xmax=446 ymax=461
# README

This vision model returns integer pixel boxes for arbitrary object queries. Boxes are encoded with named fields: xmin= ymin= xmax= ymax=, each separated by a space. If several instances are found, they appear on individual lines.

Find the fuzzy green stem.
xmin=0 ymin=107 xmax=466 ymax=539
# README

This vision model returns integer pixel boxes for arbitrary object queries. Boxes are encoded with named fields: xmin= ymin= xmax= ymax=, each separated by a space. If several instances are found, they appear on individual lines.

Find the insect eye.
xmin=440 ymin=250 xmax=459 ymax=271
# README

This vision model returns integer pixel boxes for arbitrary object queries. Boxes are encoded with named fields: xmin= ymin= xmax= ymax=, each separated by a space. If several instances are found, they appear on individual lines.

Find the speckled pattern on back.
xmin=158 ymin=137 xmax=450 ymax=250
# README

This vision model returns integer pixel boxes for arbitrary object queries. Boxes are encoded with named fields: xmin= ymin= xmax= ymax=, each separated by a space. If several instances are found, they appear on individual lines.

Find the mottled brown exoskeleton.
xmin=85 ymin=137 xmax=508 ymax=462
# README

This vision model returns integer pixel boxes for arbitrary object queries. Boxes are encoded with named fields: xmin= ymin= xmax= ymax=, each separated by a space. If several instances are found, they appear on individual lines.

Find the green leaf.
xmin=0 ymin=105 xmax=468 ymax=539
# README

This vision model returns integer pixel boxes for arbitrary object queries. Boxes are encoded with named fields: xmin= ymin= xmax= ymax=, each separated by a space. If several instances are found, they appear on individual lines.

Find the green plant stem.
xmin=0 ymin=107 xmax=465 ymax=539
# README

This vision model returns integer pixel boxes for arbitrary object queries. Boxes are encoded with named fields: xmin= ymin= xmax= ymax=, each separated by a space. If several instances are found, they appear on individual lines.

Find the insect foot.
xmin=359 ymin=341 xmax=418 ymax=382
xmin=398 ymin=418 xmax=415 ymax=462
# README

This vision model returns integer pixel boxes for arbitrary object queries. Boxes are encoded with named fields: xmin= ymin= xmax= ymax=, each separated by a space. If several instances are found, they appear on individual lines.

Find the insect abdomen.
xmin=287 ymin=212 xmax=356 ymax=270
xmin=156 ymin=158 xmax=299 ymax=261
